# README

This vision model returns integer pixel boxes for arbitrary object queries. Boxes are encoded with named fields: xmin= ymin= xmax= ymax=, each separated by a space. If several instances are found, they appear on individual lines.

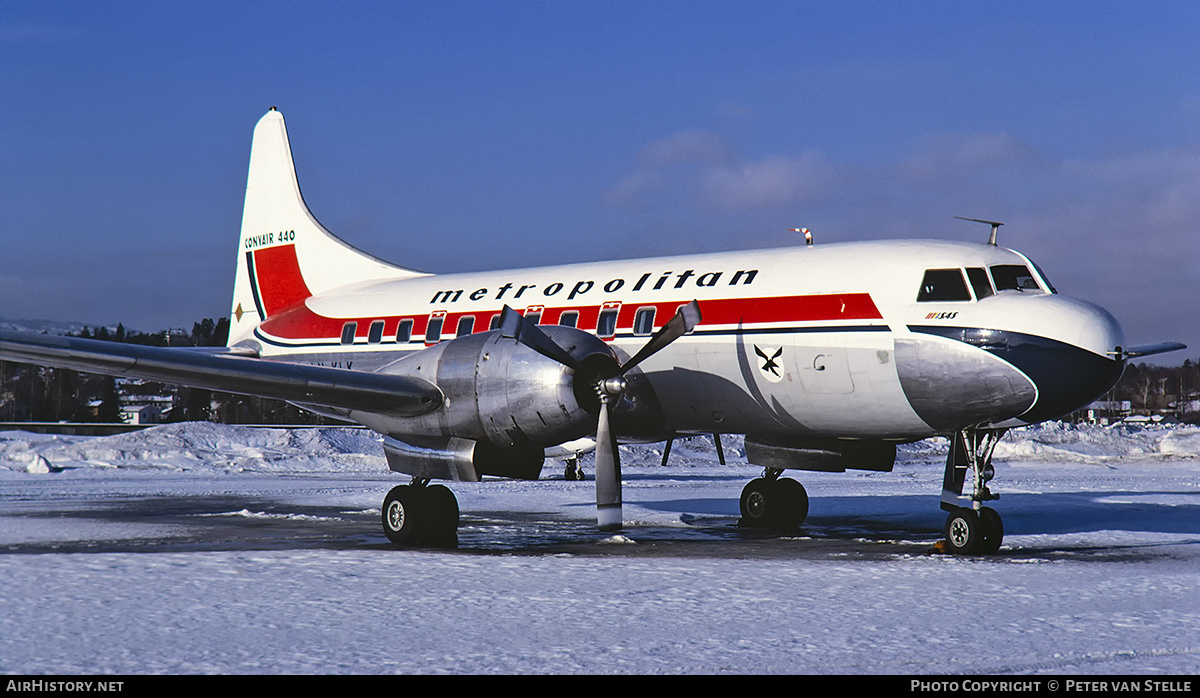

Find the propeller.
xmin=498 ymin=301 xmax=702 ymax=531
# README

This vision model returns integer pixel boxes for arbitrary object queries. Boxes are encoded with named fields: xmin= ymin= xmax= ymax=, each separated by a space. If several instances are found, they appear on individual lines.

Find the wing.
xmin=0 ymin=329 xmax=441 ymax=416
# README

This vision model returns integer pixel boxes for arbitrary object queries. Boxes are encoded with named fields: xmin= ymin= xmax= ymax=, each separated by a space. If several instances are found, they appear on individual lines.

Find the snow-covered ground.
xmin=1 ymin=422 xmax=1198 ymax=674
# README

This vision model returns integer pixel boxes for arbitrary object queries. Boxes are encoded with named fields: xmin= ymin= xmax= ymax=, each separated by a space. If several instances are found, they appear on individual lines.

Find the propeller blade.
xmin=619 ymin=300 xmax=701 ymax=373
xmin=496 ymin=305 xmax=525 ymax=339
xmin=594 ymin=395 xmax=622 ymax=531
xmin=497 ymin=305 xmax=580 ymax=370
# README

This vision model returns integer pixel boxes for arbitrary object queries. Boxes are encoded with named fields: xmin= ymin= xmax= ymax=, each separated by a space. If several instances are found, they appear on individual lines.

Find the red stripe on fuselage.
xmin=697 ymin=293 xmax=881 ymax=326
xmin=252 ymin=244 xmax=313 ymax=318
xmin=255 ymin=290 xmax=883 ymax=345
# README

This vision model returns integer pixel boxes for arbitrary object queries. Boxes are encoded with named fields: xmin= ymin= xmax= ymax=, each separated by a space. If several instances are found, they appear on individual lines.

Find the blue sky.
xmin=2 ymin=1 xmax=1198 ymax=362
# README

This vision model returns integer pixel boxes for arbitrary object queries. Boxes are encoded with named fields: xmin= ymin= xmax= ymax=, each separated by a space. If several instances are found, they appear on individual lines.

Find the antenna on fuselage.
xmin=788 ymin=227 xmax=814 ymax=246
xmin=954 ymin=217 xmax=1004 ymax=246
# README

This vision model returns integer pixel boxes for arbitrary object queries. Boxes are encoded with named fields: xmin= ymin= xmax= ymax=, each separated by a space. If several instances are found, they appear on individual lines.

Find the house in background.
xmin=120 ymin=404 xmax=163 ymax=425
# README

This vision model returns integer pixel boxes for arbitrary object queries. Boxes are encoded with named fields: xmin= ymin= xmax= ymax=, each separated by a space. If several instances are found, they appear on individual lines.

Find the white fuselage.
xmin=239 ymin=238 xmax=1125 ymax=442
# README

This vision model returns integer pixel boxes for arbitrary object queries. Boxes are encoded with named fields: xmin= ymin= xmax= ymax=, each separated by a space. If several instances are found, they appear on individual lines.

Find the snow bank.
xmin=3 ymin=420 xmax=1199 ymax=475
xmin=0 ymin=422 xmax=384 ymax=473
xmin=997 ymin=422 xmax=1200 ymax=463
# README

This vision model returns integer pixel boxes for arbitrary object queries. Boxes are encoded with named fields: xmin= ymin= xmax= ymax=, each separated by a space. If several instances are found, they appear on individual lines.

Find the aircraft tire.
xmin=739 ymin=478 xmax=773 ymax=527
xmin=943 ymin=507 xmax=982 ymax=555
xmin=382 ymin=485 xmax=424 ymax=546
xmin=773 ymin=478 xmax=809 ymax=529
xmin=739 ymin=478 xmax=807 ymax=530
xmin=977 ymin=506 xmax=1003 ymax=554
xmin=422 ymin=484 xmax=460 ymax=548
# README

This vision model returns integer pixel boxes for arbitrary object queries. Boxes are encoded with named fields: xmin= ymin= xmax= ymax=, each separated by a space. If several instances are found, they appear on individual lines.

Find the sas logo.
xmin=925 ymin=311 xmax=958 ymax=320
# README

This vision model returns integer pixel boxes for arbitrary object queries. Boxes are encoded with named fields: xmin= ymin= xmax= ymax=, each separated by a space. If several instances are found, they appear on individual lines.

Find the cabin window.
xmin=426 ymin=317 xmax=443 ymax=343
xmin=396 ymin=319 xmax=413 ymax=343
xmin=340 ymin=322 xmax=357 ymax=345
xmin=917 ymin=269 xmax=971 ymax=302
xmin=966 ymin=268 xmax=994 ymax=300
xmin=633 ymin=307 xmax=656 ymax=336
xmin=524 ymin=311 xmax=542 ymax=325
xmin=990 ymin=265 xmax=1040 ymax=292
xmin=597 ymin=309 xmax=618 ymax=338
xmin=489 ymin=314 xmax=501 ymax=330
xmin=367 ymin=320 xmax=385 ymax=344
xmin=456 ymin=315 xmax=475 ymax=337
xmin=558 ymin=311 xmax=579 ymax=328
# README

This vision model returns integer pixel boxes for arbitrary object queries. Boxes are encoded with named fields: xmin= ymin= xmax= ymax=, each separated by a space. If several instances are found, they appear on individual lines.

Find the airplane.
xmin=0 ymin=108 xmax=1185 ymax=554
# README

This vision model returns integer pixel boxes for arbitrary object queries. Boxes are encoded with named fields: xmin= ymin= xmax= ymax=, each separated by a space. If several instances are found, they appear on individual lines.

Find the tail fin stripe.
xmin=243 ymin=251 xmax=267 ymax=323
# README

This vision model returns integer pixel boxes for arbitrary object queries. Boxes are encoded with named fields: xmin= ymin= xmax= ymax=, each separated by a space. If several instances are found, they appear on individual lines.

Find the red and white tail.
xmin=227 ymin=108 xmax=427 ymax=346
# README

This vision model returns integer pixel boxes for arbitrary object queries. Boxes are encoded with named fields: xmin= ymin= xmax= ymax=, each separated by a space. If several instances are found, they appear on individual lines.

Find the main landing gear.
xmin=940 ymin=427 xmax=1007 ymax=555
xmin=563 ymin=455 xmax=585 ymax=481
xmin=382 ymin=479 xmax=459 ymax=548
xmin=738 ymin=469 xmax=809 ymax=530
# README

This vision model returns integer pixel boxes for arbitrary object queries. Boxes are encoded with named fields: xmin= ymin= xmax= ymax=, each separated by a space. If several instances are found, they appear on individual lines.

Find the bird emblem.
xmin=753 ymin=345 xmax=784 ymax=382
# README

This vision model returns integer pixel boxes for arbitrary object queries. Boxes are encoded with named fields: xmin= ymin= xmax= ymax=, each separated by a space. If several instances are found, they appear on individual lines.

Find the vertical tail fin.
xmin=227 ymin=108 xmax=427 ymax=346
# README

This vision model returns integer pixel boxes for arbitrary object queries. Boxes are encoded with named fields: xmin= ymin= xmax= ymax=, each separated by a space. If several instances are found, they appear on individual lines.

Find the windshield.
xmin=917 ymin=269 xmax=971 ymax=302
xmin=990 ymin=265 xmax=1041 ymax=292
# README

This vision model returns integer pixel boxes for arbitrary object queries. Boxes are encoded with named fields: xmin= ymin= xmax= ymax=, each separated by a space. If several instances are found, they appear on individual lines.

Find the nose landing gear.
xmin=940 ymin=427 xmax=1006 ymax=555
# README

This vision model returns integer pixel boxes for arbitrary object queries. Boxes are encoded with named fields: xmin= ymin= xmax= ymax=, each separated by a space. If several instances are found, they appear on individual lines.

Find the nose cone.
xmin=999 ymin=299 xmax=1126 ymax=424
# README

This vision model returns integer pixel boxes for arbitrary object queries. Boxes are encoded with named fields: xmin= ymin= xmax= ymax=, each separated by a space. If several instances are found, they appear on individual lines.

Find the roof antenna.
xmin=788 ymin=227 xmax=813 ymax=246
xmin=955 ymin=216 xmax=1004 ymax=246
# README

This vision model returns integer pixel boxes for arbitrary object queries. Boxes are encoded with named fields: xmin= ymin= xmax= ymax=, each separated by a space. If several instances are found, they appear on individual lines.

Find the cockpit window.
xmin=917 ymin=269 xmax=971 ymax=302
xmin=990 ymin=264 xmax=1040 ymax=292
xmin=966 ymin=267 xmax=994 ymax=300
xmin=1030 ymin=261 xmax=1057 ymax=293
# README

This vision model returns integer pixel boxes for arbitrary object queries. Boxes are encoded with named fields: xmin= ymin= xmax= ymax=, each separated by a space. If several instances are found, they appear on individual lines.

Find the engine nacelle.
xmin=370 ymin=326 xmax=618 ymax=449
